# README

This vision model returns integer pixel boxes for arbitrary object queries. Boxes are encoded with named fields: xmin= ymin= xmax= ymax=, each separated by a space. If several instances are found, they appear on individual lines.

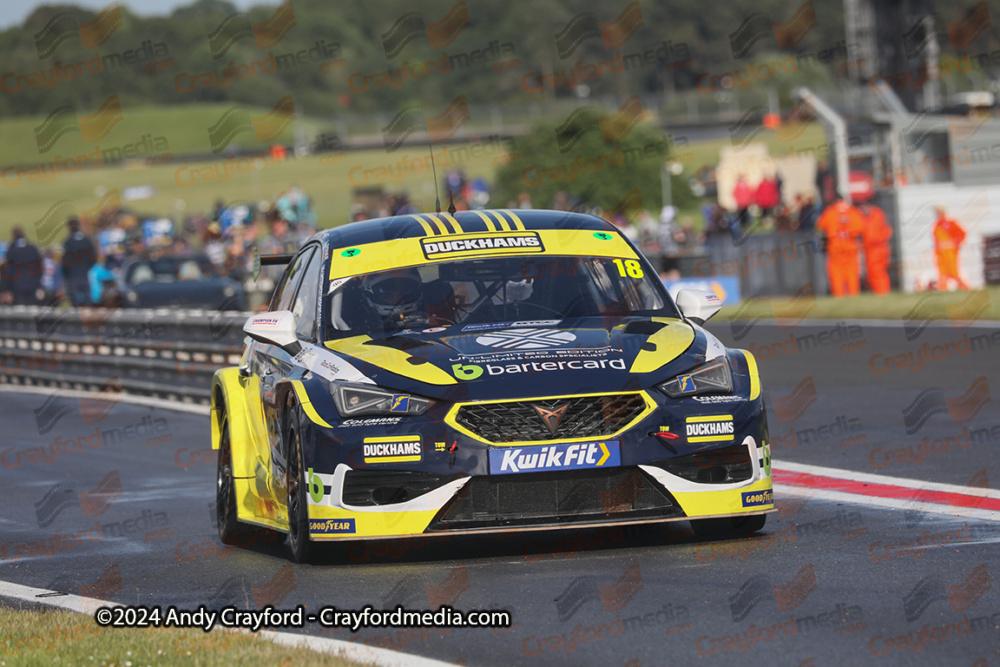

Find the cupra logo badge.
xmin=534 ymin=404 xmax=569 ymax=435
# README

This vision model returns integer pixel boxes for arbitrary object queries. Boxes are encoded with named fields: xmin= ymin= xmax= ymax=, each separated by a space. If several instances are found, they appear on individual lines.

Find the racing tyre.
xmin=689 ymin=513 xmax=767 ymax=540
xmin=286 ymin=411 xmax=315 ymax=564
xmin=216 ymin=413 xmax=253 ymax=545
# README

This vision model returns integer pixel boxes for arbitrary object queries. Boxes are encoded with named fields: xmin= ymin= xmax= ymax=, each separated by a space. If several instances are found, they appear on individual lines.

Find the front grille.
xmin=455 ymin=394 xmax=646 ymax=443
xmin=427 ymin=467 xmax=683 ymax=531
xmin=654 ymin=444 xmax=753 ymax=484
xmin=342 ymin=470 xmax=449 ymax=506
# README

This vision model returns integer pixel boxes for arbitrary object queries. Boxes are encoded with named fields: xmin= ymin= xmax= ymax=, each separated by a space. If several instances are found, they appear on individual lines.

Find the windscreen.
xmin=325 ymin=255 xmax=678 ymax=340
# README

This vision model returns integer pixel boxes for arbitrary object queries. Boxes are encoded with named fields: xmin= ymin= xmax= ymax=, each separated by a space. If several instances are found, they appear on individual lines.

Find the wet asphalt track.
xmin=2 ymin=321 xmax=1000 ymax=665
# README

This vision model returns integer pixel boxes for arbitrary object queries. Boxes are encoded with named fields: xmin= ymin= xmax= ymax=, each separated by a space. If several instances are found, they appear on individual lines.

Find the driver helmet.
xmin=363 ymin=269 xmax=423 ymax=321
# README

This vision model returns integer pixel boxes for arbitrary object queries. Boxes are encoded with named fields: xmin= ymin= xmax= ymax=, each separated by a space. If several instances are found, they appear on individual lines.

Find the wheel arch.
xmin=211 ymin=367 xmax=256 ymax=478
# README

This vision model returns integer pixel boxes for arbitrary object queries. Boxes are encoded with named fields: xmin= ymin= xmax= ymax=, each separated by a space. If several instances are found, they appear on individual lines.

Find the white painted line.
xmin=0 ymin=383 xmax=210 ymax=416
xmin=774 ymin=483 xmax=1000 ymax=522
xmin=778 ymin=460 xmax=1000 ymax=499
xmin=0 ymin=578 xmax=452 ymax=667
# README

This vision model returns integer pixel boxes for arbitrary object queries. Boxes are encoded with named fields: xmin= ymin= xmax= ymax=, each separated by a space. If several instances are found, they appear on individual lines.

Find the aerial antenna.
xmin=428 ymin=141 xmax=441 ymax=214
xmin=448 ymin=191 xmax=456 ymax=215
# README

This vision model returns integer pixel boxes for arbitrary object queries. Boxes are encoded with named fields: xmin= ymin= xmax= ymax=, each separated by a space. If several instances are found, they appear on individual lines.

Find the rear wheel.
xmin=286 ymin=412 xmax=314 ymax=564
xmin=216 ymin=413 xmax=252 ymax=544
xmin=690 ymin=513 xmax=767 ymax=540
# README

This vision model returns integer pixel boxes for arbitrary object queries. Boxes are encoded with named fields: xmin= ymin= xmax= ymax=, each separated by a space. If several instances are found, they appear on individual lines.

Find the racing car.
xmin=211 ymin=209 xmax=773 ymax=562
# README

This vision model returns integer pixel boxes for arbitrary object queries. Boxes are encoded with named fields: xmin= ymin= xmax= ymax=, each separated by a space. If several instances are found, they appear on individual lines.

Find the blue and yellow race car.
xmin=211 ymin=209 xmax=773 ymax=562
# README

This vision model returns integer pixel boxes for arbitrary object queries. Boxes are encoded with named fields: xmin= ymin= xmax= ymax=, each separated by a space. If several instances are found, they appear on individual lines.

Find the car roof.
xmin=315 ymin=209 xmax=617 ymax=252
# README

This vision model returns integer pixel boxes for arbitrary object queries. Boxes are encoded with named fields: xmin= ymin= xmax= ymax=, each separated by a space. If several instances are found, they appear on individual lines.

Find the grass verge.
xmin=714 ymin=287 xmax=1000 ymax=322
xmin=0 ymin=606 xmax=368 ymax=667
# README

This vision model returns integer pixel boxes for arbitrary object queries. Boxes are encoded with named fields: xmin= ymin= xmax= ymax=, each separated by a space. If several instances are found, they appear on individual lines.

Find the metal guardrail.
xmin=0 ymin=306 xmax=251 ymax=403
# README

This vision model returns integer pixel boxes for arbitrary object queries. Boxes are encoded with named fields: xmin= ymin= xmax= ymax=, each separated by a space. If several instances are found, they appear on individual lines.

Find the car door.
xmin=264 ymin=244 xmax=324 ymax=506
xmin=245 ymin=245 xmax=315 ymax=509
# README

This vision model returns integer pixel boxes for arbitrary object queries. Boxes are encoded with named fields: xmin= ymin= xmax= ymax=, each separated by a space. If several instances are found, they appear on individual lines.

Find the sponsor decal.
xmin=451 ymin=363 xmax=484 ymax=380
xmin=486 ymin=358 xmax=626 ymax=375
xmin=338 ymin=417 xmax=402 ymax=427
xmin=309 ymin=518 xmax=356 ymax=534
xmin=741 ymin=490 xmax=774 ymax=507
xmin=463 ymin=319 xmax=560 ymax=332
xmin=389 ymin=394 xmax=410 ymax=412
xmin=251 ymin=317 xmax=280 ymax=326
xmin=476 ymin=328 xmax=577 ymax=350
xmin=685 ymin=415 xmax=735 ymax=442
xmin=421 ymin=327 xmax=447 ymax=333
xmin=421 ymin=232 xmax=543 ymax=259
xmin=307 ymin=468 xmax=324 ymax=503
xmin=363 ymin=436 xmax=422 ymax=463
xmin=328 ymin=277 xmax=350 ymax=293
xmin=341 ymin=248 xmax=360 ymax=257
xmin=593 ymin=232 xmax=614 ymax=240
xmin=490 ymin=440 xmax=620 ymax=475
xmin=692 ymin=395 xmax=743 ymax=404
xmin=677 ymin=375 xmax=695 ymax=393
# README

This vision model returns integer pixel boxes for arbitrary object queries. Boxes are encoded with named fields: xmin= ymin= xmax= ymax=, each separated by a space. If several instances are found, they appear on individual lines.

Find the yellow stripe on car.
xmin=291 ymin=380 xmax=332 ymax=428
xmin=326 ymin=336 xmax=458 ymax=385
xmin=498 ymin=209 xmax=526 ymax=230
xmin=740 ymin=350 xmax=761 ymax=400
xmin=328 ymin=229 xmax=640 ymax=280
xmin=629 ymin=318 xmax=695 ymax=374
xmin=469 ymin=209 xmax=497 ymax=231
xmin=410 ymin=214 xmax=434 ymax=236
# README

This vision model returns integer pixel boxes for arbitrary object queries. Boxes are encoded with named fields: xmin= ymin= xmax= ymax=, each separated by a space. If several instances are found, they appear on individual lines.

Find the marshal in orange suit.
xmin=859 ymin=201 xmax=892 ymax=294
xmin=933 ymin=205 xmax=969 ymax=290
xmin=817 ymin=197 xmax=865 ymax=297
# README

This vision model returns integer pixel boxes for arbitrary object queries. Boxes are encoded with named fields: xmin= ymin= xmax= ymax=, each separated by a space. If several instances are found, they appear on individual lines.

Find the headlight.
xmin=222 ymin=285 xmax=236 ymax=298
xmin=126 ymin=291 xmax=138 ymax=303
xmin=331 ymin=383 xmax=432 ymax=417
xmin=659 ymin=357 xmax=733 ymax=398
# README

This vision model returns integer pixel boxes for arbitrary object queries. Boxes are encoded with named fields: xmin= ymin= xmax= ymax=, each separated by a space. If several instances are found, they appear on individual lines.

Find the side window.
xmin=271 ymin=247 xmax=315 ymax=312
xmin=293 ymin=248 xmax=322 ymax=341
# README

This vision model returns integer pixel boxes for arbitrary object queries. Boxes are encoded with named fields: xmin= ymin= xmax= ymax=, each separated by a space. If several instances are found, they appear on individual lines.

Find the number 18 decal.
xmin=612 ymin=258 xmax=644 ymax=279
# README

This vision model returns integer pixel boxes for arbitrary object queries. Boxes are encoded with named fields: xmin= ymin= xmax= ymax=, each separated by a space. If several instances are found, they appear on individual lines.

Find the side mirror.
xmin=243 ymin=310 xmax=302 ymax=357
xmin=675 ymin=290 xmax=722 ymax=325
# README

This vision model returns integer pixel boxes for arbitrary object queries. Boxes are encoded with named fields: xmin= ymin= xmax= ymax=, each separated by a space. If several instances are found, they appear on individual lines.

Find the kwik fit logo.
xmin=34 ymin=95 xmax=124 ymax=153
xmin=381 ymin=96 xmax=470 ymax=152
xmin=555 ymin=95 xmax=644 ymax=153
xmin=382 ymin=2 xmax=471 ymax=58
xmin=34 ymin=2 xmax=123 ymax=59
xmin=555 ymin=2 xmax=644 ymax=59
xmin=208 ymin=94 xmax=296 ymax=153
xmin=207 ymin=1 xmax=296 ymax=59
xmin=728 ymin=1 xmax=817 ymax=59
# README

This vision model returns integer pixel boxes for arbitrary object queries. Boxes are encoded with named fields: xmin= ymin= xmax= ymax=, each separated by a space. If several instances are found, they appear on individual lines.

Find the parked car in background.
xmin=121 ymin=255 xmax=246 ymax=310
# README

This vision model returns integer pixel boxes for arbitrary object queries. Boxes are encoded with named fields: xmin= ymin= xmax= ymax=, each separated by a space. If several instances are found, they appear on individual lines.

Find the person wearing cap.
xmin=933 ymin=205 xmax=969 ymax=290
xmin=859 ymin=199 xmax=892 ymax=294
xmin=816 ymin=195 xmax=865 ymax=297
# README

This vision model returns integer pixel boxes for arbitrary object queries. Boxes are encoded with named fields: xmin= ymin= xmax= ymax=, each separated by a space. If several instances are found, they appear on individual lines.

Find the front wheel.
xmin=690 ymin=513 xmax=767 ymax=540
xmin=286 ymin=412 xmax=314 ymax=564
